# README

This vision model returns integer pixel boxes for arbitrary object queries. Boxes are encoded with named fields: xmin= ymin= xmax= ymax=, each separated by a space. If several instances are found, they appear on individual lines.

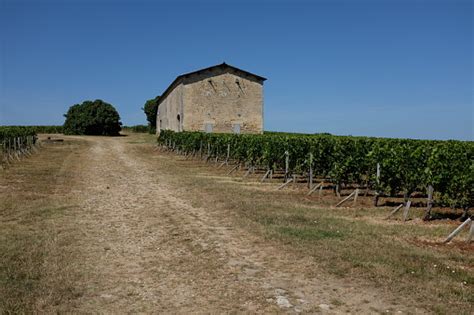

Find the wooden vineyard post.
xmin=353 ymin=188 xmax=359 ymax=206
xmin=423 ymin=185 xmax=434 ymax=221
xmin=308 ymin=153 xmax=313 ymax=189
xmin=24 ymin=137 xmax=30 ymax=156
xmin=199 ymin=140 xmax=203 ymax=159
xmin=15 ymin=138 xmax=20 ymax=160
xmin=277 ymin=177 xmax=293 ymax=190
xmin=364 ymin=180 xmax=370 ymax=197
xmin=219 ymin=144 xmax=231 ymax=168
xmin=335 ymin=189 xmax=359 ymax=207
xmin=373 ymin=163 xmax=380 ymax=207
xmin=260 ymin=168 xmax=271 ymax=182
xmin=10 ymin=138 xmax=14 ymax=163
xmin=22 ymin=137 xmax=27 ymax=155
xmin=243 ymin=166 xmax=251 ymax=178
xmin=243 ymin=165 xmax=255 ymax=178
xmin=7 ymin=138 xmax=11 ymax=161
xmin=12 ymin=138 xmax=16 ymax=160
xmin=227 ymin=164 xmax=239 ymax=175
xmin=206 ymin=142 xmax=211 ymax=161
xmin=402 ymin=200 xmax=412 ymax=221
xmin=319 ymin=182 xmax=324 ymax=199
xmin=461 ymin=206 xmax=470 ymax=221
xmin=444 ymin=218 xmax=472 ymax=243
xmin=467 ymin=220 xmax=474 ymax=243
xmin=17 ymin=137 xmax=21 ymax=158
xmin=284 ymin=151 xmax=289 ymax=182
xmin=30 ymin=136 xmax=35 ymax=153
xmin=19 ymin=137 xmax=23 ymax=155
xmin=13 ymin=138 xmax=17 ymax=159
xmin=7 ymin=139 xmax=11 ymax=163
xmin=386 ymin=204 xmax=404 ymax=219
xmin=307 ymin=182 xmax=322 ymax=196
xmin=335 ymin=184 xmax=341 ymax=198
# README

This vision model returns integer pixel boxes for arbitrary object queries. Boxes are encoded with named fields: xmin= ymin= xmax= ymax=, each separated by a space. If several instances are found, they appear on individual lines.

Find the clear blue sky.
xmin=1 ymin=0 xmax=472 ymax=140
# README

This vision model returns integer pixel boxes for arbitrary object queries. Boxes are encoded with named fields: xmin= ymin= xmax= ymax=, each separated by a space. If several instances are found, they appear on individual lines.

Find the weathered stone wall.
xmin=157 ymin=83 xmax=184 ymax=133
xmin=182 ymin=68 xmax=263 ymax=134
xmin=157 ymin=67 xmax=263 ymax=134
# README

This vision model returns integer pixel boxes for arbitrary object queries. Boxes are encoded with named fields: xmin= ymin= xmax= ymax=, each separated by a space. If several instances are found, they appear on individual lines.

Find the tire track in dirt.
xmin=66 ymin=136 xmax=422 ymax=313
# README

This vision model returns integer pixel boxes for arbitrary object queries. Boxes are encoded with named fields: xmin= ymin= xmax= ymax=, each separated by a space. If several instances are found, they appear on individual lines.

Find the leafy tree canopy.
xmin=63 ymin=99 xmax=122 ymax=136
xmin=142 ymin=96 xmax=160 ymax=133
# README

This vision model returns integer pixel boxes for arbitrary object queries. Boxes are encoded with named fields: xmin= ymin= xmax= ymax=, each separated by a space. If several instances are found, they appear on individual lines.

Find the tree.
xmin=63 ymin=99 xmax=122 ymax=136
xmin=142 ymin=96 xmax=160 ymax=133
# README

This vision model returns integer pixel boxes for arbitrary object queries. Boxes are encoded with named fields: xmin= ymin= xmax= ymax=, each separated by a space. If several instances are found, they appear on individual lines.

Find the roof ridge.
xmin=157 ymin=63 xmax=266 ymax=106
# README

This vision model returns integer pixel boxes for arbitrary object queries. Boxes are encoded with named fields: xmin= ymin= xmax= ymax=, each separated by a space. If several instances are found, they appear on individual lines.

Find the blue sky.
xmin=0 ymin=0 xmax=472 ymax=140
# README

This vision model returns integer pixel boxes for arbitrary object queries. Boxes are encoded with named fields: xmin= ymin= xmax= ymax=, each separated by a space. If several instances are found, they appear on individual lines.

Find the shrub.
xmin=63 ymin=100 xmax=122 ymax=136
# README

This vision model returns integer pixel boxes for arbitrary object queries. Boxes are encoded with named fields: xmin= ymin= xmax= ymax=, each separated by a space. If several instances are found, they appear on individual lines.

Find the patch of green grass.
xmin=274 ymin=225 xmax=344 ymax=240
xmin=256 ymin=213 xmax=346 ymax=240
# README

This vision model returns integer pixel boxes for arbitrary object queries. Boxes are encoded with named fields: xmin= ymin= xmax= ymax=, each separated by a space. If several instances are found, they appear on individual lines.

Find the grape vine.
xmin=158 ymin=130 xmax=474 ymax=211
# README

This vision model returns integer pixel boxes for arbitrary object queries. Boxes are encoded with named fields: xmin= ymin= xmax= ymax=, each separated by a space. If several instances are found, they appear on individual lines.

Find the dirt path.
xmin=54 ymin=136 xmax=418 ymax=313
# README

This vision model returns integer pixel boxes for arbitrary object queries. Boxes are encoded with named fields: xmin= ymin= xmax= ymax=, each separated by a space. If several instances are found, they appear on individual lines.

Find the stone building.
xmin=156 ymin=63 xmax=266 ymax=134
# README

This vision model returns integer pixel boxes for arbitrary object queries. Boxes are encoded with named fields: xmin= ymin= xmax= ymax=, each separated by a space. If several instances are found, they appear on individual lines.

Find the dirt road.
xmin=2 ymin=135 xmax=429 ymax=313
xmin=32 ymin=135 xmax=415 ymax=314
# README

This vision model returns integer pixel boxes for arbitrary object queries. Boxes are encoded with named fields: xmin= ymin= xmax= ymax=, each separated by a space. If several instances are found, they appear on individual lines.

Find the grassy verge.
xmin=135 ymin=135 xmax=473 ymax=314
xmin=0 ymin=139 xmax=86 ymax=313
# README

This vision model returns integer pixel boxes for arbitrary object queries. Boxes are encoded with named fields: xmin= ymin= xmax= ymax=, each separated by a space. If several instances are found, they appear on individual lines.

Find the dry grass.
xmin=1 ymin=132 xmax=472 ymax=313
xmin=133 ymin=133 xmax=473 ymax=314
xmin=0 ymin=138 xmax=87 ymax=313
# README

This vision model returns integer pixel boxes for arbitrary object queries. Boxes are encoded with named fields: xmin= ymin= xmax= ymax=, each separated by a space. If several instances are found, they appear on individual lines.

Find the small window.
xmin=177 ymin=114 xmax=180 ymax=122
xmin=233 ymin=123 xmax=241 ymax=134
xmin=205 ymin=123 xmax=213 ymax=133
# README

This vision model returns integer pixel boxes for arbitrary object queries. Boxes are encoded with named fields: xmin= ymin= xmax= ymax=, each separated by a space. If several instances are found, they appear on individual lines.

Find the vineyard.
xmin=27 ymin=125 xmax=64 ymax=134
xmin=0 ymin=126 xmax=39 ymax=168
xmin=0 ymin=125 xmax=64 ymax=134
xmin=122 ymin=125 xmax=149 ymax=133
xmin=158 ymin=130 xmax=474 ymax=219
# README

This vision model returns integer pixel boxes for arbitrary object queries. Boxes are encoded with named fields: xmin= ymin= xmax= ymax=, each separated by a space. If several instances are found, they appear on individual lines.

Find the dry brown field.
xmin=0 ymin=132 xmax=472 ymax=314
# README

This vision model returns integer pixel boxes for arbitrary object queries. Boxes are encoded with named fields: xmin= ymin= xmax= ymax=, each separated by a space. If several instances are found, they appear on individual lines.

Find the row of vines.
xmin=122 ymin=125 xmax=149 ymax=133
xmin=158 ymin=130 xmax=473 ymax=215
xmin=0 ymin=126 xmax=39 ymax=168
xmin=2 ymin=125 xmax=64 ymax=134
